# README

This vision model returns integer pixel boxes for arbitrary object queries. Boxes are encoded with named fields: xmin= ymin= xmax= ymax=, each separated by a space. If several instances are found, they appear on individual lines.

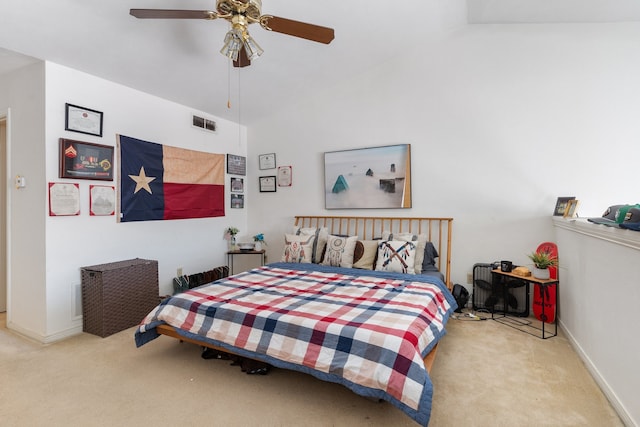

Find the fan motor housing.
xmin=217 ymin=0 xmax=262 ymax=21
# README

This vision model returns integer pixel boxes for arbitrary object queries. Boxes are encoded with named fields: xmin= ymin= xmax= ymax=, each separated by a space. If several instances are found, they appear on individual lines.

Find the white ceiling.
xmin=1 ymin=0 xmax=639 ymax=125
xmin=468 ymin=0 xmax=640 ymax=23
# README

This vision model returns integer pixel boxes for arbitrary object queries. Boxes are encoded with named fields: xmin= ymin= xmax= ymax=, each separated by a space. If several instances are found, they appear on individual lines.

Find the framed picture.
xmin=65 ymin=103 xmax=103 ymax=137
xmin=227 ymin=154 xmax=246 ymax=176
xmin=259 ymin=176 xmax=277 ymax=193
xmin=278 ymin=166 xmax=292 ymax=187
xmin=564 ymin=200 xmax=579 ymax=218
xmin=231 ymin=193 xmax=244 ymax=209
xmin=90 ymin=185 xmax=115 ymax=216
xmin=49 ymin=182 xmax=80 ymax=216
xmin=230 ymin=177 xmax=244 ymax=193
xmin=324 ymin=144 xmax=412 ymax=209
xmin=59 ymin=138 xmax=114 ymax=181
xmin=553 ymin=197 xmax=576 ymax=216
xmin=259 ymin=153 xmax=276 ymax=170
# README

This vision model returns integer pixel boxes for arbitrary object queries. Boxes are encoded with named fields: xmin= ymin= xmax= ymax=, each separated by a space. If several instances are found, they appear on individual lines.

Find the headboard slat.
xmin=294 ymin=216 xmax=453 ymax=289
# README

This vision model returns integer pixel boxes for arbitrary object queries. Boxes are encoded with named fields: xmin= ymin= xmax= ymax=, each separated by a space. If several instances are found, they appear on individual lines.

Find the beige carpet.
xmin=0 ymin=312 xmax=622 ymax=426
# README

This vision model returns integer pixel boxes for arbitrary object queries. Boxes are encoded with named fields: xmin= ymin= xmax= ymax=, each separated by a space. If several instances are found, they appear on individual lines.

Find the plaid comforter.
xmin=135 ymin=262 xmax=456 ymax=426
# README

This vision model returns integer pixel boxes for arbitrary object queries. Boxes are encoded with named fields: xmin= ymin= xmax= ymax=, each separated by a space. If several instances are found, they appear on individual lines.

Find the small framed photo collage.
xmin=258 ymin=153 xmax=291 ymax=191
xmin=227 ymin=154 xmax=246 ymax=209
xmin=259 ymin=153 xmax=277 ymax=193
xmin=51 ymin=104 xmax=114 ymax=217
xmin=227 ymin=152 xmax=288 ymax=202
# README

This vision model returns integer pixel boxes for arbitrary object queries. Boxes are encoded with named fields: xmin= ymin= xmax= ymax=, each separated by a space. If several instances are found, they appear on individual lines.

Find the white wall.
xmin=244 ymin=21 xmax=640 ymax=427
xmin=4 ymin=61 xmax=249 ymax=342
xmin=554 ymin=218 xmax=639 ymax=426
xmin=248 ymin=22 xmax=640 ymax=288
xmin=0 ymin=62 xmax=47 ymax=337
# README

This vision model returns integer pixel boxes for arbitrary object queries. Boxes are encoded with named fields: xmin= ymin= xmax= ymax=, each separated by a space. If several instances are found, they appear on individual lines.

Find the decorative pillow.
xmin=352 ymin=240 xmax=379 ymax=270
xmin=381 ymin=231 xmax=429 ymax=274
xmin=321 ymin=235 xmax=358 ymax=268
xmin=281 ymin=234 xmax=316 ymax=263
xmin=375 ymin=240 xmax=417 ymax=274
xmin=293 ymin=226 xmax=329 ymax=264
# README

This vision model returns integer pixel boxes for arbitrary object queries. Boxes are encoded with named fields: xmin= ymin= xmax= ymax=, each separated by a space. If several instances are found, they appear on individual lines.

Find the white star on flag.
xmin=129 ymin=166 xmax=156 ymax=194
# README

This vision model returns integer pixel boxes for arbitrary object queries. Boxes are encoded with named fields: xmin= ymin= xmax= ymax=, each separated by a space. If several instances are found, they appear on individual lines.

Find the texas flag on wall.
xmin=117 ymin=134 xmax=225 ymax=222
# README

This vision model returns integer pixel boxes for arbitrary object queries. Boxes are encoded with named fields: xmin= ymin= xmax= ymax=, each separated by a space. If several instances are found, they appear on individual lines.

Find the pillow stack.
xmin=280 ymin=227 xmax=439 ymax=275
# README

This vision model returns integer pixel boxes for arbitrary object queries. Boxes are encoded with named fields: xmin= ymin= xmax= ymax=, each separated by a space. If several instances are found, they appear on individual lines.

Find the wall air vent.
xmin=192 ymin=115 xmax=216 ymax=132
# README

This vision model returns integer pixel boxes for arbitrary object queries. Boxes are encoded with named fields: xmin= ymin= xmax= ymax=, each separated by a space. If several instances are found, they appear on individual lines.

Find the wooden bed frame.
xmin=293 ymin=216 xmax=453 ymax=289
xmin=156 ymin=215 xmax=454 ymax=374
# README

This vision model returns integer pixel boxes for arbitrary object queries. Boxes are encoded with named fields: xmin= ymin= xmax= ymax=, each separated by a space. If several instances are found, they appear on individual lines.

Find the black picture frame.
xmin=231 ymin=193 xmax=244 ymax=209
xmin=259 ymin=176 xmax=277 ymax=193
xmin=553 ymin=197 xmax=576 ymax=216
xmin=230 ymin=177 xmax=244 ymax=193
xmin=259 ymin=153 xmax=276 ymax=170
xmin=65 ymin=103 xmax=103 ymax=137
xmin=59 ymin=138 xmax=114 ymax=181
xmin=227 ymin=154 xmax=246 ymax=176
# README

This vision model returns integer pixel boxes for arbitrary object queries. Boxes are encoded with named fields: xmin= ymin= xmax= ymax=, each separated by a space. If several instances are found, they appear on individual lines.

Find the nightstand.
xmin=491 ymin=269 xmax=558 ymax=339
xmin=227 ymin=250 xmax=266 ymax=275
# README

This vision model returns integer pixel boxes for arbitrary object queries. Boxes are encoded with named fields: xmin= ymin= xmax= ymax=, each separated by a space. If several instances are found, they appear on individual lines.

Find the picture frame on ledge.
xmin=553 ymin=196 xmax=576 ymax=216
xmin=563 ymin=199 xmax=579 ymax=218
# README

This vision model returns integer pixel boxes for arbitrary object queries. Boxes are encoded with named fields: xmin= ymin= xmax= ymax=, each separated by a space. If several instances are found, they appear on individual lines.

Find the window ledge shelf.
xmin=552 ymin=216 xmax=640 ymax=251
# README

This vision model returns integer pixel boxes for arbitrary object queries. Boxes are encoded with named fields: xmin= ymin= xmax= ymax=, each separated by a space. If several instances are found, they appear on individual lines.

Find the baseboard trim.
xmin=560 ymin=320 xmax=636 ymax=427
xmin=7 ymin=321 xmax=83 ymax=344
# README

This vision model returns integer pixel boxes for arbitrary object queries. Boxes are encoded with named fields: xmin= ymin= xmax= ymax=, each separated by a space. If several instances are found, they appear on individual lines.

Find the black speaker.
xmin=452 ymin=284 xmax=469 ymax=313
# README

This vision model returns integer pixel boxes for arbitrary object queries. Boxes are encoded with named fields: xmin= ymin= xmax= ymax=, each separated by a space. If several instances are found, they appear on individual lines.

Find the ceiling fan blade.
xmin=130 ymin=9 xmax=217 ymax=20
xmin=260 ymin=16 xmax=334 ymax=44
xmin=233 ymin=46 xmax=251 ymax=68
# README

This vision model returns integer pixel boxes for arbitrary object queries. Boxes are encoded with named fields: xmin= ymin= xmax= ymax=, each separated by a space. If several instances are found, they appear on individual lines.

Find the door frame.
xmin=1 ymin=108 xmax=11 ymax=316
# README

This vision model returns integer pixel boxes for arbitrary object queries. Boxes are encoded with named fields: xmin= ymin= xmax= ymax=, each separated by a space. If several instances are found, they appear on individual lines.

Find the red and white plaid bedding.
xmin=136 ymin=262 xmax=456 ymax=426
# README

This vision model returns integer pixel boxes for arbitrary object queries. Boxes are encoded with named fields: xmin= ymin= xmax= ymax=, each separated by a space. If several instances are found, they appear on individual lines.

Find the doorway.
xmin=0 ymin=115 xmax=6 ymax=312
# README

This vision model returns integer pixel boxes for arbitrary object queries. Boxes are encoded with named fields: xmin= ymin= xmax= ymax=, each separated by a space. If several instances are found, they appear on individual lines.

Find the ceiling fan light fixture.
xmin=243 ymin=34 xmax=264 ymax=60
xmin=220 ymin=29 xmax=243 ymax=61
xmin=132 ymin=0 xmax=335 ymax=68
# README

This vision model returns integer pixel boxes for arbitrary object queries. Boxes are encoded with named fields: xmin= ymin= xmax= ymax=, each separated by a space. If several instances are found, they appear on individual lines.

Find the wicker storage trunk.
xmin=81 ymin=258 xmax=159 ymax=337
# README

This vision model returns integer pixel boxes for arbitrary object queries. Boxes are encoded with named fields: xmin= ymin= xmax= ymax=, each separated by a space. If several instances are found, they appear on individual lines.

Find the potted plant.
xmin=224 ymin=227 xmax=239 ymax=250
xmin=253 ymin=233 xmax=266 ymax=251
xmin=527 ymin=251 xmax=558 ymax=280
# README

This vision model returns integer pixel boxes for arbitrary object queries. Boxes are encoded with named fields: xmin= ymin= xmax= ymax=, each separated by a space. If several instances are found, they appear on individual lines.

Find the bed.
xmin=135 ymin=216 xmax=456 ymax=426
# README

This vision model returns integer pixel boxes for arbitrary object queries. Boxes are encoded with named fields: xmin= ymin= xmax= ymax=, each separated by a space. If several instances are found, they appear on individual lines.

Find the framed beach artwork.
xmin=324 ymin=144 xmax=412 ymax=209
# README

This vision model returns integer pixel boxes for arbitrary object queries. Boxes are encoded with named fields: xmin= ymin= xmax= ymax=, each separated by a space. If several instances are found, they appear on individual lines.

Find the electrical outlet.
xmin=177 ymin=267 xmax=183 ymax=276
xmin=467 ymin=272 xmax=473 ymax=284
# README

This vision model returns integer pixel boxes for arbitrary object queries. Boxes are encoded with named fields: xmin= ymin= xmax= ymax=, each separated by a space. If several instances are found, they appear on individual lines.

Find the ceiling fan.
xmin=130 ymin=0 xmax=335 ymax=68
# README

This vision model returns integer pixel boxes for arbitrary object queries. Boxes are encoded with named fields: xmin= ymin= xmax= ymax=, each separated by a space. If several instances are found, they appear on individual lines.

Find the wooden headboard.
xmin=294 ymin=216 xmax=453 ymax=289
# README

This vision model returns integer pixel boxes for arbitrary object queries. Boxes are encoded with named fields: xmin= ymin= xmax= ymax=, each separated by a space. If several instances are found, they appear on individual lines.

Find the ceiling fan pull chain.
xmin=227 ymin=58 xmax=232 ymax=109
